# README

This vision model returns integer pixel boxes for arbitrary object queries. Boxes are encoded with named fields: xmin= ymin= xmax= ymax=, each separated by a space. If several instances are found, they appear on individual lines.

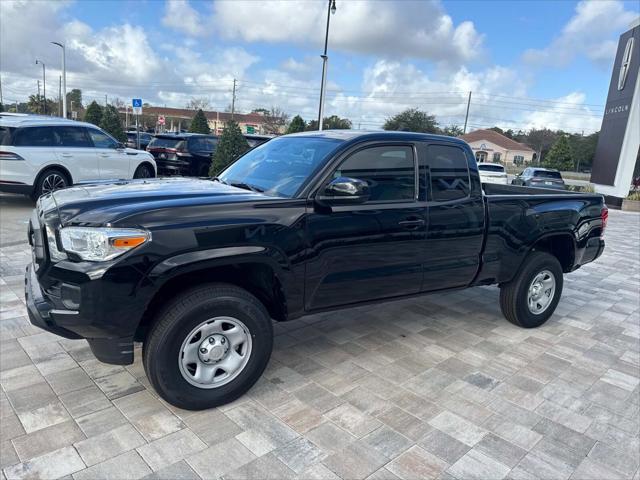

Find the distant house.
xmin=118 ymin=106 xmax=283 ymax=135
xmin=460 ymin=129 xmax=535 ymax=166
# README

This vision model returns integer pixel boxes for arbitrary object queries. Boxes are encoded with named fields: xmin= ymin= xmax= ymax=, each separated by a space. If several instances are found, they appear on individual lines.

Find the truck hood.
xmin=41 ymin=177 xmax=273 ymax=226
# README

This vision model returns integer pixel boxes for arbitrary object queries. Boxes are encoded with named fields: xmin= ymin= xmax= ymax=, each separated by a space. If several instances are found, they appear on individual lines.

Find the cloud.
xmin=520 ymin=92 xmax=602 ymax=133
xmin=523 ymin=0 xmax=637 ymax=68
xmin=213 ymin=0 xmax=484 ymax=65
xmin=162 ymin=0 xmax=208 ymax=37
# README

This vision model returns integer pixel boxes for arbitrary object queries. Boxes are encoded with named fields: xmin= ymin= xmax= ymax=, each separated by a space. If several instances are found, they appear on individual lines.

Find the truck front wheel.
xmin=143 ymin=283 xmax=273 ymax=410
xmin=499 ymin=251 xmax=563 ymax=328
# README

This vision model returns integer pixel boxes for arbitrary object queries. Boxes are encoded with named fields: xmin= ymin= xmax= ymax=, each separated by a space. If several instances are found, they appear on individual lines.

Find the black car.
xmin=512 ymin=167 xmax=566 ymax=189
xmin=125 ymin=131 xmax=153 ymax=150
xmin=147 ymin=133 xmax=218 ymax=176
xmin=24 ymin=131 xmax=606 ymax=410
xmin=244 ymin=134 xmax=274 ymax=148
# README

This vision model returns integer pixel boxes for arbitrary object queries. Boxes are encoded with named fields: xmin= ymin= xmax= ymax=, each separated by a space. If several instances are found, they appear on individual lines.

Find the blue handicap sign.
xmin=132 ymin=98 xmax=142 ymax=107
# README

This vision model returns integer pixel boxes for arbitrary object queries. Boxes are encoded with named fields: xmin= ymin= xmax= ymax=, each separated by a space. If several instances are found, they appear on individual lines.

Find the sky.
xmin=1 ymin=0 xmax=638 ymax=133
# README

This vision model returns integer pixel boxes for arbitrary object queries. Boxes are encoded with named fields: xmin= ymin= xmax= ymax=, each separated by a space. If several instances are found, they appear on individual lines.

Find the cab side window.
xmin=88 ymin=129 xmax=118 ymax=149
xmin=426 ymin=144 xmax=470 ymax=201
xmin=335 ymin=145 xmax=415 ymax=202
xmin=13 ymin=127 xmax=56 ymax=147
xmin=54 ymin=127 xmax=92 ymax=147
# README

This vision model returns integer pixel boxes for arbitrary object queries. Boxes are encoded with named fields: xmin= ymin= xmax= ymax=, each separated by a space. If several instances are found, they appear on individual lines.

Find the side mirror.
xmin=316 ymin=177 xmax=370 ymax=206
xmin=115 ymin=142 xmax=126 ymax=150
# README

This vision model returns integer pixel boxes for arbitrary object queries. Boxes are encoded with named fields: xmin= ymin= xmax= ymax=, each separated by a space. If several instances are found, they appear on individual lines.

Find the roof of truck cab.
xmin=285 ymin=129 xmax=469 ymax=146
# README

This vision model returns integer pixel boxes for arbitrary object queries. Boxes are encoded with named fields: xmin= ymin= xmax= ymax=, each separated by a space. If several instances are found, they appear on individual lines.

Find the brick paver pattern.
xmin=0 ymin=210 xmax=638 ymax=480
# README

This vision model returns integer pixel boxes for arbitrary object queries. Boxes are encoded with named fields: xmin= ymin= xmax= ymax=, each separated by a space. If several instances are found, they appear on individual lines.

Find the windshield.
xmin=478 ymin=164 xmax=504 ymax=172
xmin=148 ymin=137 xmax=183 ymax=149
xmin=218 ymin=136 xmax=343 ymax=198
xmin=534 ymin=170 xmax=562 ymax=179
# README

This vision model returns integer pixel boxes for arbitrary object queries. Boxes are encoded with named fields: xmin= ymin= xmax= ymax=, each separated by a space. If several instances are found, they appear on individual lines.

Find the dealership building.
xmin=460 ymin=129 xmax=535 ymax=166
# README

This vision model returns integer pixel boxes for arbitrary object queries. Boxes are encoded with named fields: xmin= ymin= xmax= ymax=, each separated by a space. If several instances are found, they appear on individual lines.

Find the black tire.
xmin=133 ymin=163 xmax=155 ymax=179
xmin=143 ymin=283 xmax=273 ymax=410
xmin=32 ymin=168 xmax=70 ymax=200
xmin=499 ymin=251 xmax=563 ymax=328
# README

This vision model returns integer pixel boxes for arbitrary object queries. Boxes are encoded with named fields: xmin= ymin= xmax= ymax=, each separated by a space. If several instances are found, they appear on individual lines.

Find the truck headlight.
xmin=59 ymin=227 xmax=150 ymax=262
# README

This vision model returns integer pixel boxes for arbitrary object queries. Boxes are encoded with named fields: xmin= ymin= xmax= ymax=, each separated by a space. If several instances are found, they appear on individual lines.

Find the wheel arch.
xmin=35 ymin=164 xmax=74 ymax=186
xmin=135 ymin=260 xmax=288 ymax=342
xmin=528 ymin=232 xmax=576 ymax=273
xmin=134 ymin=160 xmax=156 ymax=177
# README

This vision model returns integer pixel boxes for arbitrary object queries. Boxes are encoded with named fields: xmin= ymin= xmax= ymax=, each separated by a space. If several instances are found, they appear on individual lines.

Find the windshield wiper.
xmin=212 ymin=177 xmax=229 ymax=185
xmin=229 ymin=182 xmax=264 ymax=193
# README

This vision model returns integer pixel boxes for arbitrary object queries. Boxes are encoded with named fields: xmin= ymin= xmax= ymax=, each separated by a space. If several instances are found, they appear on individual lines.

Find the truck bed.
xmin=482 ymin=182 xmax=596 ymax=197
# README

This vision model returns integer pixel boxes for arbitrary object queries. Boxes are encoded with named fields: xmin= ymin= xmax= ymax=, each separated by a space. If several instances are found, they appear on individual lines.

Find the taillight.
xmin=0 ymin=151 xmax=24 ymax=161
xmin=601 ymin=206 xmax=608 ymax=238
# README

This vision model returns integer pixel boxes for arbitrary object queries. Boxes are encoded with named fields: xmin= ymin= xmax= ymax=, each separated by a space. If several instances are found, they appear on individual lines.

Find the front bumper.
xmin=25 ymin=262 xmax=135 ymax=365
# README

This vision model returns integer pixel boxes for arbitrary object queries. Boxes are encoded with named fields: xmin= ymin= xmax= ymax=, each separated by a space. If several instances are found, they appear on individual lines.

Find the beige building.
xmin=460 ymin=129 xmax=535 ymax=166
xmin=119 ymin=106 xmax=284 ymax=135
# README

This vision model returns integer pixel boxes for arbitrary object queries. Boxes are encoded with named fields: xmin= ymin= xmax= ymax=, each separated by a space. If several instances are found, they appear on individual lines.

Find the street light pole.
xmin=317 ymin=0 xmax=336 ymax=131
xmin=51 ymin=42 xmax=66 ymax=118
xmin=36 ymin=60 xmax=46 ymax=114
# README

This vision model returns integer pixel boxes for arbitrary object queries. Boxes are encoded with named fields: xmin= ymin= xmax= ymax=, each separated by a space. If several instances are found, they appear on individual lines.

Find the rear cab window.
xmin=426 ymin=144 xmax=471 ymax=201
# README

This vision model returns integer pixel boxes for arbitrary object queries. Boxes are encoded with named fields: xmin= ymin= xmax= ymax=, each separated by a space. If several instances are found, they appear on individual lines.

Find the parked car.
xmin=125 ymin=131 xmax=153 ymax=150
xmin=244 ymin=134 xmax=274 ymax=148
xmin=0 ymin=113 xmax=156 ymax=199
xmin=477 ymin=162 xmax=508 ymax=184
xmin=147 ymin=133 xmax=217 ymax=176
xmin=25 ymin=130 xmax=606 ymax=410
xmin=512 ymin=167 xmax=566 ymax=189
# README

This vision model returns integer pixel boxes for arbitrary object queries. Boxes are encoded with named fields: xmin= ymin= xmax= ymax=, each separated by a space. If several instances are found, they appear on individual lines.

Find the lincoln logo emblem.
xmin=618 ymin=37 xmax=634 ymax=91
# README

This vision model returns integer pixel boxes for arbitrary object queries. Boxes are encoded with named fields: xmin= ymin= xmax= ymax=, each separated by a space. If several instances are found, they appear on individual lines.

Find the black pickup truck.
xmin=25 ymin=131 xmax=607 ymax=410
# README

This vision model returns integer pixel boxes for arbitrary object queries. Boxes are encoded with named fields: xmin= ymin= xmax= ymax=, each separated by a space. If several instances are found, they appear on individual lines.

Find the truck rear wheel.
xmin=143 ymin=283 xmax=273 ymax=410
xmin=499 ymin=251 xmax=563 ymax=328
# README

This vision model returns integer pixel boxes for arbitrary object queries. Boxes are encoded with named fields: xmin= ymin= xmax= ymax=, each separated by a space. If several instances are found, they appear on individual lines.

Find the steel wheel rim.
xmin=527 ymin=269 xmax=556 ymax=315
xmin=41 ymin=173 xmax=66 ymax=194
xmin=178 ymin=316 xmax=252 ymax=389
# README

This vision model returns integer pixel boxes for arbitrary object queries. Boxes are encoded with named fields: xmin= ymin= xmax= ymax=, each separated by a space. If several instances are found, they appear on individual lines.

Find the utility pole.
xmin=104 ymin=94 xmax=108 ymax=107
xmin=37 ymin=80 xmax=41 ymax=114
xmin=0 ymin=72 xmax=3 ymax=108
xmin=58 ymin=76 xmax=62 ymax=117
xmin=318 ymin=0 xmax=337 ymax=130
xmin=51 ymin=42 xmax=66 ymax=118
xmin=463 ymin=91 xmax=472 ymax=134
xmin=231 ymin=78 xmax=236 ymax=120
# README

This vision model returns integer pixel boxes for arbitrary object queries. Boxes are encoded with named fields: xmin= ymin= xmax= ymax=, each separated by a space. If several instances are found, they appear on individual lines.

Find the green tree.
xmin=84 ymin=101 xmax=103 ymax=126
xmin=383 ymin=109 xmax=439 ymax=133
xmin=189 ymin=109 xmax=211 ymax=134
xmin=286 ymin=115 xmax=306 ymax=134
xmin=442 ymin=125 xmax=463 ymax=137
xmin=543 ymin=135 xmax=573 ymax=171
xmin=306 ymin=115 xmax=352 ymax=131
xmin=209 ymin=121 xmax=250 ymax=176
xmin=66 ymin=89 xmax=83 ymax=110
xmin=567 ymin=132 xmax=598 ymax=171
xmin=99 ymin=104 xmax=126 ymax=142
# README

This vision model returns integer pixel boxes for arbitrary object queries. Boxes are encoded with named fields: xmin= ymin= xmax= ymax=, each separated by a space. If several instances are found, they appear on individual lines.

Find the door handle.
xmin=398 ymin=219 xmax=425 ymax=228
xmin=60 ymin=153 xmax=73 ymax=158
xmin=99 ymin=153 xmax=110 ymax=157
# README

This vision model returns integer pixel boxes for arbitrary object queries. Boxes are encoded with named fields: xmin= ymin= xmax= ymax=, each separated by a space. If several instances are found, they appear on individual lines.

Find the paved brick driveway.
xmin=1 ymin=208 xmax=638 ymax=480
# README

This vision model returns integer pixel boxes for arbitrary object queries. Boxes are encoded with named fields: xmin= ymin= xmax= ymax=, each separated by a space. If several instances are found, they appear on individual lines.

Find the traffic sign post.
xmin=132 ymin=99 xmax=142 ymax=149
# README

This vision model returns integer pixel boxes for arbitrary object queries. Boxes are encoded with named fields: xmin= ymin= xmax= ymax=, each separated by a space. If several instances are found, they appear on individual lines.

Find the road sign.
xmin=158 ymin=115 xmax=165 ymax=125
xmin=132 ymin=98 xmax=142 ymax=115
xmin=246 ymin=125 xmax=255 ymax=134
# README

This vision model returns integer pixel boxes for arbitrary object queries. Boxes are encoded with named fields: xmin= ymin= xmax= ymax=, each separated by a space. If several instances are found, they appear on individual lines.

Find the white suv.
xmin=477 ymin=162 xmax=508 ymax=185
xmin=0 ymin=113 xmax=156 ymax=199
